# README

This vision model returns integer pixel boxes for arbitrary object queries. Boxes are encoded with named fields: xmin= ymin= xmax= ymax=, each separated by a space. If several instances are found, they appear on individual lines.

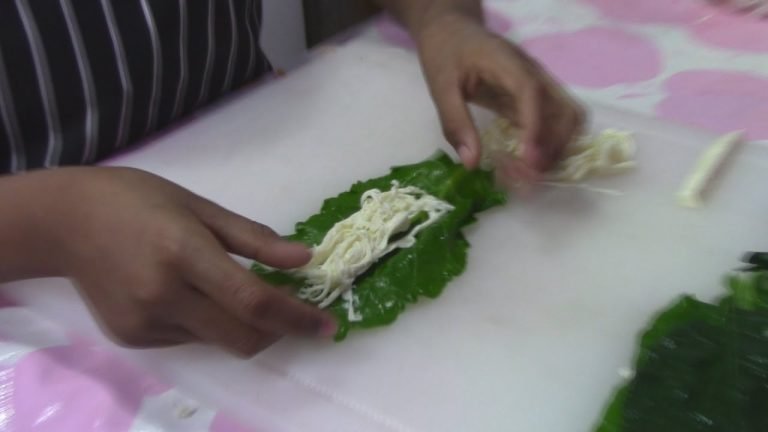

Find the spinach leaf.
xmin=252 ymin=152 xmax=506 ymax=340
xmin=740 ymin=252 xmax=768 ymax=273
xmin=595 ymin=263 xmax=768 ymax=432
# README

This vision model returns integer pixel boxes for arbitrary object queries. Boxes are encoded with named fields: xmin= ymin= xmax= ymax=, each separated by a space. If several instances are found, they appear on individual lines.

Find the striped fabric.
xmin=0 ymin=0 xmax=270 ymax=174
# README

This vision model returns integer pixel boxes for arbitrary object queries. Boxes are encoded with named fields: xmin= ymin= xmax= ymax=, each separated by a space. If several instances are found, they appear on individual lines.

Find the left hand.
xmin=16 ymin=167 xmax=337 ymax=356
xmin=415 ymin=14 xmax=585 ymax=177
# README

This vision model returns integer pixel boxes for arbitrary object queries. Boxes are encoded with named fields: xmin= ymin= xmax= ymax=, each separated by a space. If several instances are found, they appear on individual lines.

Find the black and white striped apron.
xmin=0 ymin=0 xmax=271 ymax=174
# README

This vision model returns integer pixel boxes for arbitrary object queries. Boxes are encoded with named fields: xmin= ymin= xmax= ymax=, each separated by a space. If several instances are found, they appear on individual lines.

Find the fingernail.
xmin=458 ymin=144 xmax=474 ymax=166
xmin=318 ymin=318 xmax=338 ymax=338
xmin=286 ymin=242 xmax=312 ymax=259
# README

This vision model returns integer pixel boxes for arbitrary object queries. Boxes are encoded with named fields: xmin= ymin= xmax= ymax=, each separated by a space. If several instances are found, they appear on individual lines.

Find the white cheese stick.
xmin=677 ymin=131 xmax=744 ymax=208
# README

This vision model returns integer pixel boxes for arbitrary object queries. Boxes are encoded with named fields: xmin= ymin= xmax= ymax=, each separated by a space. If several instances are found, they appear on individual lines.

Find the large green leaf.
xmin=594 ymin=264 xmax=768 ymax=432
xmin=252 ymin=152 xmax=506 ymax=340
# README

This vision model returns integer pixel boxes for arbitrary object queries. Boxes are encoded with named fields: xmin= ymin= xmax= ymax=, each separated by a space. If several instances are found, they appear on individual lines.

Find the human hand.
xmin=415 ymin=14 xmax=585 ymax=180
xmin=31 ymin=167 xmax=336 ymax=356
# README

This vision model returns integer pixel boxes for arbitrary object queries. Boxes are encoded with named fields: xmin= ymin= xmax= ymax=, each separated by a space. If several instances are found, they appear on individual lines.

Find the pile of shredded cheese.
xmin=479 ymin=118 xmax=636 ymax=182
xmin=292 ymin=181 xmax=454 ymax=320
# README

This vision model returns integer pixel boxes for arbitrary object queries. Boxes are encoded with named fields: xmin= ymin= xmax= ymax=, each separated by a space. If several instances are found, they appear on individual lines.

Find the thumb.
xmin=431 ymin=79 xmax=481 ymax=169
xmin=190 ymin=197 xmax=311 ymax=269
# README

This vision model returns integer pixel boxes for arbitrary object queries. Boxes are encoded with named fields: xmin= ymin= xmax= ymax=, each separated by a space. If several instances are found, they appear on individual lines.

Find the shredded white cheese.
xmin=618 ymin=367 xmax=635 ymax=380
xmin=677 ymin=130 xmax=743 ymax=208
xmin=479 ymin=118 xmax=636 ymax=182
xmin=292 ymin=181 xmax=454 ymax=315
xmin=341 ymin=291 xmax=362 ymax=322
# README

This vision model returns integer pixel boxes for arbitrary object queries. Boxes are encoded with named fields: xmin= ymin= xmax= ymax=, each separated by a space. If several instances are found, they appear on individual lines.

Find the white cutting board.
xmin=3 ymin=39 xmax=768 ymax=432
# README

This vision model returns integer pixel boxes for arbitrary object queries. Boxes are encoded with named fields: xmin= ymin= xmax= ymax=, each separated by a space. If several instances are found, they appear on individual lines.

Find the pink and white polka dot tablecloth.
xmin=0 ymin=1 xmax=765 ymax=431
xmin=374 ymin=0 xmax=768 ymax=142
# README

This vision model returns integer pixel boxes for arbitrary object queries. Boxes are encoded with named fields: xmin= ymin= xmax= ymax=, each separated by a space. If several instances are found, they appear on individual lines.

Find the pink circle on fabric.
xmin=657 ymin=70 xmax=768 ymax=140
xmin=210 ymin=412 xmax=257 ymax=432
xmin=8 ymin=340 xmax=169 ymax=432
xmin=583 ymin=0 xmax=768 ymax=51
xmin=521 ymin=27 xmax=662 ymax=88
xmin=691 ymin=12 xmax=768 ymax=52
xmin=581 ymin=0 xmax=714 ymax=24
xmin=376 ymin=7 xmax=514 ymax=50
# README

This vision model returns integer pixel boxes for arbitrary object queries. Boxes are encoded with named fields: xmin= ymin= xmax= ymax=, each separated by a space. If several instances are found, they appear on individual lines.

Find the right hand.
xmin=23 ymin=167 xmax=336 ymax=357
xmin=414 ymin=14 xmax=585 ymax=181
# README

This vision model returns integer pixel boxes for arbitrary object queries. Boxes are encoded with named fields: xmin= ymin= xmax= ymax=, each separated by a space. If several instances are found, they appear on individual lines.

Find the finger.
xmin=534 ymin=91 xmax=586 ymax=173
xmin=108 ymin=324 xmax=195 ymax=348
xmin=495 ymin=154 xmax=539 ymax=195
xmin=178 ymin=292 xmax=280 ymax=357
xmin=190 ymin=198 xmax=311 ymax=269
xmin=548 ymin=101 xmax=582 ymax=164
xmin=179 ymin=236 xmax=337 ymax=337
xmin=488 ymin=61 xmax=546 ymax=172
xmin=513 ymin=81 xmax=545 ymax=172
xmin=143 ymin=328 xmax=197 ymax=347
xmin=469 ymin=82 xmax=520 ymax=122
xmin=527 ymin=68 xmax=587 ymax=169
xmin=430 ymin=77 xmax=481 ymax=169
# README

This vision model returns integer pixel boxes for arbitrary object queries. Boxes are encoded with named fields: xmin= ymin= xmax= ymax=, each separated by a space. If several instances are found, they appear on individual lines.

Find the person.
xmin=0 ymin=0 xmax=583 ymax=356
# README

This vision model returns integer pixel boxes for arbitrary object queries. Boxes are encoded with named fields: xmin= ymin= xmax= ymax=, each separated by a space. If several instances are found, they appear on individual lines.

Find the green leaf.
xmin=595 ymin=386 xmax=630 ymax=432
xmin=252 ymin=151 xmax=506 ymax=340
xmin=594 ymin=296 xmax=724 ymax=432
xmin=594 ymin=261 xmax=768 ymax=432
xmin=744 ymin=252 xmax=768 ymax=270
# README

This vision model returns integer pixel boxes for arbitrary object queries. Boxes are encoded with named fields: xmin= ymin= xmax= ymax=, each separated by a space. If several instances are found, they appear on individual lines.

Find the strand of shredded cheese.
xmin=539 ymin=181 xmax=625 ymax=196
xmin=479 ymin=118 xmax=636 ymax=183
xmin=292 ymin=181 xmax=454 ymax=318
